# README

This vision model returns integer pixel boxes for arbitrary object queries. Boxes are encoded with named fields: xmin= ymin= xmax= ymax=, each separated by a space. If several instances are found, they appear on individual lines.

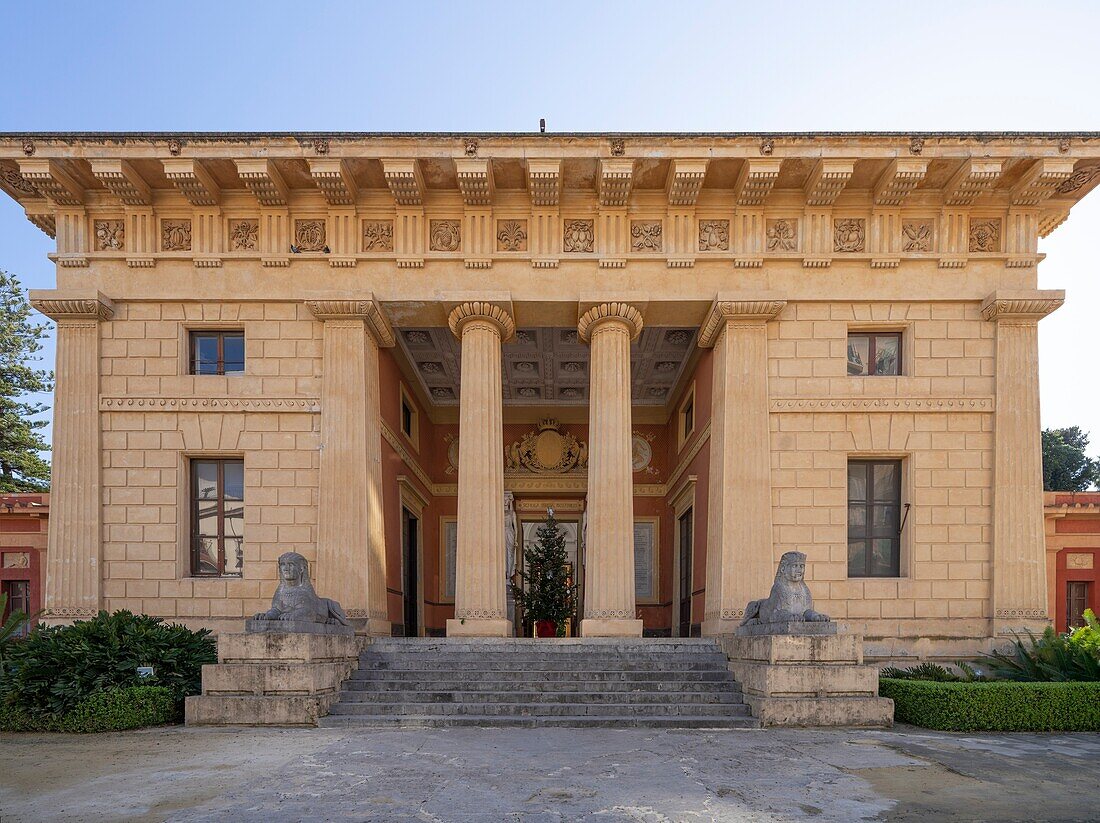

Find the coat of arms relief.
xmin=505 ymin=419 xmax=588 ymax=474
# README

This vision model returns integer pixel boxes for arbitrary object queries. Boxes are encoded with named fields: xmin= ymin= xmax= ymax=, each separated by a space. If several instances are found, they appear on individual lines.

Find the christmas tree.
xmin=511 ymin=508 xmax=576 ymax=635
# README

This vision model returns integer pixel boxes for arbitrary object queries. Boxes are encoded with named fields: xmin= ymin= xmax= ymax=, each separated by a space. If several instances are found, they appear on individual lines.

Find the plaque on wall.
xmin=443 ymin=519 xmax=458 ymax=600
xmin=634 ymin=520 xmax=656 ymax=601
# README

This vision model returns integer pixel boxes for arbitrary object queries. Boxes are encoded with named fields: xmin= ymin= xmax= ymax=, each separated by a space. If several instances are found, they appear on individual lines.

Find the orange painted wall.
xmin=0 ymin=494 xmax=49 ymax=619
xmin=1045 ymin=492 xmax=1100 ymax=633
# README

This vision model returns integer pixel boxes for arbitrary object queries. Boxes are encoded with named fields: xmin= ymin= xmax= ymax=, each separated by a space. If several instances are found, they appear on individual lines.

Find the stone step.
xmin=368 ymin=638 xmax=719 ymax=648
xmin=327 ymin=701 xmax=751 ymax=717
xmin=336 ymin=689 xmax=745 ymax=705
xmin=348 ymin=668 xmax=736 ymax=683
xmin=318 ymin=714 xmax=761 ymax=729
xmin=344 ymin=677 xmax=740 ymax=693
xmin=359 ymin=654 xmax=730 ymax=666
xmin=358 ymin=660 xmax=729 ymax=672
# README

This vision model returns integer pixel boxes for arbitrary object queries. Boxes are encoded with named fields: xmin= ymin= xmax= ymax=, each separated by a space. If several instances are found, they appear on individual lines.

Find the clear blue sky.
xmin=2 ymin=0 xmax=1099 ymax=454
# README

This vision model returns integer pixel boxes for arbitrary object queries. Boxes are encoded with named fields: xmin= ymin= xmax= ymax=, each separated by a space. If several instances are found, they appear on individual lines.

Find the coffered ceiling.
xmin=396 ymin=326 xmax=697 ymax=407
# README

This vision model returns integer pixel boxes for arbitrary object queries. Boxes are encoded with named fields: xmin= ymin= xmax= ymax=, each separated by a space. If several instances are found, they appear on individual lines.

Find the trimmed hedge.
xmin=880 ymin=678 xmax=1100 ymax=731
xmin=0 ymin=686 xmax=178 ymax=733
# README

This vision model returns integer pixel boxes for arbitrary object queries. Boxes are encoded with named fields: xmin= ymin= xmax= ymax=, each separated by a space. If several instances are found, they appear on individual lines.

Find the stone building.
xmin=0 ymin=493 xmax=49 ymax=628
xmin=1045 ymin=491 xmax=1100 ymax=632
xmin=2 ymin=132 xmax=1098 ymax=658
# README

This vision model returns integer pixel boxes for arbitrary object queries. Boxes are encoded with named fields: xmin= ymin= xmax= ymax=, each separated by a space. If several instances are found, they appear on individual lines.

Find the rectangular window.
xmin=1067 ymin=581 xmax=1089 ymax=629
xmin=847 ymin=459 xmax=902 ymax=577
xmin=401 ymin=398 xmax=414 ymax=438
xmin=190 ymin=331 xmax=245 ymax=376
xmin=847 ymin=332 xmax=901 ymax=376
xmin=190 ymin=458 xmax=244 ymax=577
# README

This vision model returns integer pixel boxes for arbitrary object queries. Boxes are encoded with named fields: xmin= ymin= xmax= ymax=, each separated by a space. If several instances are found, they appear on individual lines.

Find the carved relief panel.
xmin=766 ymin=219 xmax=799 ymax=252
xmin=505 ymin=419 xmax=588 ymax=474
xmin=496 ymin=219 xmax=528 ymax=252
xmin=362 ymin=220 xmax=394 ymax=251
xmin=229 ymin=219 xmax=259 ymax=251
xmin=698 ymin=220 xmax=729 ymax=251
xmin=969 ymin=218 xmax=1001 ymax=252
xmin=294 ymin=219 xmax=327 ymax=252
xmin=563 ymin=219 xmax=594 ymax=253
xmin=833 ymin=218 xmax=865 ymax=252
xmin=630 ymin=220 xmax=663 ymax=252
xmin=161 ymin=219 xmax=192 ymax=251
xmin=901 ymin=221 xmax=933 ymax=252
xmin=430 ymin=219 xmax=462 ymax=251
xmin=94 ymin=219 xmax=125 ymax=250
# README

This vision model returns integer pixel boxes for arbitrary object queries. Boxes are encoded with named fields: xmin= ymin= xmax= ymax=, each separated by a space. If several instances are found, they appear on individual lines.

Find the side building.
xmin=2 ymin=132 xmax=1097 ymax=659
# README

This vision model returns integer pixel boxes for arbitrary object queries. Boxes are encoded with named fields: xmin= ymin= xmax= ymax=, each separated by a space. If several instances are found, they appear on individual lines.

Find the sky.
xmin=1 ymin=0 xmax=1099 ymax=458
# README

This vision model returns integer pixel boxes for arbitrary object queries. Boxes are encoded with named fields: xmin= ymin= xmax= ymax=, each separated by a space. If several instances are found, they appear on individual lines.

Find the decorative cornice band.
xmin=577 ymin=301 xmax=644 ymax=343
xmin=100 ymin=397 xmax=320 ymax=412
xmin=980 ymin=290 xmax=1065 ymax=321
xmin=698 ymin=297 xmax=786 ymax=347
xmin=305 ymin=298 xmax=395 ymax=347
xmin=30 ymin=292 xmax=114 ymax=321
xmin=447 ymin=301 xmax=516 ymax=341
xmin=770 ymin=397 xmax=994 ymax=412
xmin=994 ymin=608 xmax=1048 ymax=620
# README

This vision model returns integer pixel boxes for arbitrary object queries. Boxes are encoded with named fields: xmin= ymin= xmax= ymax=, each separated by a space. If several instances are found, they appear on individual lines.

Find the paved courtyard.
xmin=1 ymin=725 xmax=1096 ymax=822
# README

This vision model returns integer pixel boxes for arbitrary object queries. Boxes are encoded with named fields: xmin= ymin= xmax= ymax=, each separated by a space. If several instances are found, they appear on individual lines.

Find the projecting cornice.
xmin=89 ymin=160 xmax=150 ymax=206
xmin=980 ymin=289 xmax=1065 ymax=321
xmin=162 ymin=159 xmax=220 ymax=206
xmin=234 ymin=159 xmax=289 ymax=206
xmin=698 ymin=294 xmax=786 ymax=347
xmin=382 ymin=159 xmax=423 ymax=206
xmin=17 ymin=160 xmax=82 ymax=205
xmin=308 ymin=159 xmax=357 ymax=205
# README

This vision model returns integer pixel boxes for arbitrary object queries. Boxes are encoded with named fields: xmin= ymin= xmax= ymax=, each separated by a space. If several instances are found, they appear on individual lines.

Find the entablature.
xmin=2 ymin=133 xmax=1097 ymax=271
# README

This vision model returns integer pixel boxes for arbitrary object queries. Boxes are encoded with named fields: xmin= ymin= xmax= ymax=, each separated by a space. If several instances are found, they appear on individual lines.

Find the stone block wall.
xmin=768 ymin=301 xmax=996 ymax=657
xmin=98 ymin=300 xmax=322 ymax=631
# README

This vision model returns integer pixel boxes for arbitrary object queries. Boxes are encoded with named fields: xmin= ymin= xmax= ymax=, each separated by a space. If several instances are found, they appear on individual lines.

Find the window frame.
xmin=189 ymin=457 xmax=245 ymax=578
xmin=189 ymin=329 xmax=245 ymax=376
xmin=847 ymin=331 xmax=903 ymax=377
xmin=398 ymin=383 xmax=420 ymax=451
xmin=847 ymin=458 xmax=903 ymax=578
xmin=676 ymin=382 xmax=696 ymax=451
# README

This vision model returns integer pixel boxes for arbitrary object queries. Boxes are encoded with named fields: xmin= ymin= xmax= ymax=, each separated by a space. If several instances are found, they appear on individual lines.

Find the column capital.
xmin=981 ymin=289 xmax=1065 ymax=322
xmin=447 ymin=300 xmax=516 ymax=341
xmin=305 ymin=297 xmax=395 ymax=347
xmin=699 ymin=294 xmax=786 ymax=347
xmin=578 ymin=301 xmax=644 ymax=343
xmin=29 ymin=289 xmax=114 ymax=321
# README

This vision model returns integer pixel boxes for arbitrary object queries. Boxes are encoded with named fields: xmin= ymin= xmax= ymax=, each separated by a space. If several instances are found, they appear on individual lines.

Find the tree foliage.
xmin=1041 ymin=426 xmax=1100 ymax=492
xmin=511 ymin=509 xmax=577 ymax=633
xmin=0 ymin=270 xmax=52 ymax=491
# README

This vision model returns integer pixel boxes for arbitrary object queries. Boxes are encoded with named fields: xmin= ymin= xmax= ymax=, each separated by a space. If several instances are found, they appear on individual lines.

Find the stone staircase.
xmin=318 ymin=637 xmax=759 ymax=728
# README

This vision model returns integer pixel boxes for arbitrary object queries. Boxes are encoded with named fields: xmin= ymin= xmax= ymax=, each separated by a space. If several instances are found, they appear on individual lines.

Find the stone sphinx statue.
xmin=739 ymin=551 xmax=832 ymax=634
xmin=248 ymin=551 xmax=352 ymax=635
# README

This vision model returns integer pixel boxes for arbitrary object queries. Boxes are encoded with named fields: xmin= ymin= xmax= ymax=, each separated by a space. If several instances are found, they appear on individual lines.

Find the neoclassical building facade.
xmin=3 ymin=132 xmax=1098 ymax=657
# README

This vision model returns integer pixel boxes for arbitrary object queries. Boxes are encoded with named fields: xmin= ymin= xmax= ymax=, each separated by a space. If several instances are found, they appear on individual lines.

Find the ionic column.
xmin=307 ymin=298 xmax=395 ymax=636
xmin=446 ymin=301 xmax=515 ymax=637
xmin=578 ymin=302 xmax=644 ymax=637
xmin=982 ymin=290 xmax=1064 ymax=636
xmin=699 ymin=296 xmax=786 ymax=636
xmin=29 ymin=290 xmax=114 ymax=623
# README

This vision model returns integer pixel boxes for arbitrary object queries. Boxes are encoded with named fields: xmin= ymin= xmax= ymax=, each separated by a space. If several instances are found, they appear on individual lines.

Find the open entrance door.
xmin=400 ymin=506 xmax=419 ymax=637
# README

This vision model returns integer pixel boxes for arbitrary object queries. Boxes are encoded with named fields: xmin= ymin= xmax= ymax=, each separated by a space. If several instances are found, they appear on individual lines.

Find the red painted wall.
xmin=0 ymin=494 xmax=49 ymax=621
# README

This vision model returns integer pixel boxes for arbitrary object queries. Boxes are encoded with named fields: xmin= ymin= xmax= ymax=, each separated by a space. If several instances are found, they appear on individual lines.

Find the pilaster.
xmin=982 ymin=290 xmax=1064 ymax=636
xmin=446 ymin=300 xmax=515 ymax=637
xmin=306 ymin=297 xmax=395 ymax=636
xmin=28 ymin=290 xmax=114 ymax=622
xmin=699 ymin=295 xmax=786 ymax=637
xmin=578 ymin=301 xmax=645 ymax=637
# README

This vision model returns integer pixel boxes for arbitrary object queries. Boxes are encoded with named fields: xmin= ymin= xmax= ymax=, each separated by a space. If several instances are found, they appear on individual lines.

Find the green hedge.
xmin=0 ymin=686 xmax=178 ymax=733
xmin=880 ymin=678 xmax=1100 ymax=731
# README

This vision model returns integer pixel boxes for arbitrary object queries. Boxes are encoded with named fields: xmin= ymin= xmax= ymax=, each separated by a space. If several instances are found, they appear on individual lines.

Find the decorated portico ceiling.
xmin=398 ymin=326 xmax=697 ymax=406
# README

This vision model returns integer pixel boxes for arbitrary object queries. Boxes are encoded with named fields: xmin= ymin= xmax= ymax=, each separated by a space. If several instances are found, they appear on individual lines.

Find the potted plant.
xmin=511 ymin=508 xmax=577 ymax=638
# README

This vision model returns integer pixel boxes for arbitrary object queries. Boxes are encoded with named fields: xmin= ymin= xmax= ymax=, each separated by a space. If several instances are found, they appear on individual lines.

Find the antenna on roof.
xmin=540 ymin=118 xmax=546 ymax=134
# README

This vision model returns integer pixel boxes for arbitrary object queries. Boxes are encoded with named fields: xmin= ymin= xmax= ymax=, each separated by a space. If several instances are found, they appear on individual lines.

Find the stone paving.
xmin=1 ymin=725 xmax=1097 ymax=822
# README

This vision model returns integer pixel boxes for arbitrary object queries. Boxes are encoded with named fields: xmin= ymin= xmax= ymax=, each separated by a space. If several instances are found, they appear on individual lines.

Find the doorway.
xmin=677 ymin=508 xmax=693 ymax=638
xmin=401 ymin=506 xmax=419 ymax=637
xmin=518 ymin=515 xmax=582 ymax=636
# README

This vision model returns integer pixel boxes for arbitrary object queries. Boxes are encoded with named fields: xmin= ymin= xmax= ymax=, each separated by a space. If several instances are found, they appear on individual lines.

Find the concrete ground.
xmin=0 ymin=725 xmax=1096 ymax=822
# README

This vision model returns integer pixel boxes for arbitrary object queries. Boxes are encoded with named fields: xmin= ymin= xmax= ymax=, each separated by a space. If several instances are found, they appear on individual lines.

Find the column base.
xmin=700 ymin=617 xmax=741 ymax=637
xmin=992 ymin=617 xmax=1051 ymax=638
xmin=446 ymin=618 xmax=513 ymax=637
xmin=348 ymin=617 xmax=392 ymax=637
xmin=580 ymin=618 xmax=643 ymax=638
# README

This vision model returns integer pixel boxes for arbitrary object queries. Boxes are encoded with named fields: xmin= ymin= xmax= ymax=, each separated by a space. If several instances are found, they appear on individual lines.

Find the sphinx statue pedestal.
xmin=719 ymin=626 xmax=893 ymax=728
xmin=185 ymin=631 xmax=363 ymax=727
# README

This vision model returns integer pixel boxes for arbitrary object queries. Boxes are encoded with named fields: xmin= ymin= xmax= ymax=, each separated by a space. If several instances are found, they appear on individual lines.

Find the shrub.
xmin=1068 ymin=609 xmax=1100 ymax=656
xmin=0 ymin=686 xmax=177 ymax=733
xmin=1 ymin=610 xmax=216 ymax=716
xmin=978 ymin=625 xmax=1100 ymax=682
xmin=880 ymin=678 xmax=1100 ymax=731
xmin=879 ymin=661 xmax=989 ymax=682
